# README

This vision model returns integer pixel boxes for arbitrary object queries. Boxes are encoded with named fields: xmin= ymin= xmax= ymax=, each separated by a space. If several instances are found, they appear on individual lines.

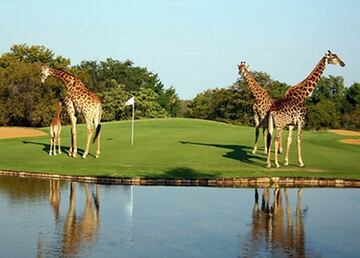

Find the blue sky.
xmin=1 ymin=0 xmax=359 ymax=99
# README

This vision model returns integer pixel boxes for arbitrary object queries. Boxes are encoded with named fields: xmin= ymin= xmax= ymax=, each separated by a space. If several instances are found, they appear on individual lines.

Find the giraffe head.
xmin=237 ymin=61 xmax=249 ymax=75
xmin=325 ymin=50 xmax=345 ymax=67
xmin=41 ymin=65 xmax=51 ymax=83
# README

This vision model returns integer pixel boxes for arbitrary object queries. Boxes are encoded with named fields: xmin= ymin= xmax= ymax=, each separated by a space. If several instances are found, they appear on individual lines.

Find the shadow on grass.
xmin=22 ymin=141 xmax=93 ymax=158
xmin=180 ymin=141 xmax=265 ymax=167
xmin=140 ymin=167 xmax=219 ymax=179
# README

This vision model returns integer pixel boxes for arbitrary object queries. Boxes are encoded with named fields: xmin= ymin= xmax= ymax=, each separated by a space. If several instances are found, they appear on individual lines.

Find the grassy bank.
xmin=0 ymin=118 xmax=359 ymax=179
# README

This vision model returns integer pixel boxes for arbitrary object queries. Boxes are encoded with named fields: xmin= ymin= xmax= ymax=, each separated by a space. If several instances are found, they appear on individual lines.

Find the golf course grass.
xmin=0 ymin=118 xmax=359 ymax=179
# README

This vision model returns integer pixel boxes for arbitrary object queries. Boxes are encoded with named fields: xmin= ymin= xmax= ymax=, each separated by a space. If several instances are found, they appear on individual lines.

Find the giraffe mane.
xmin=51 ymin=67 xmax=78 ymax=78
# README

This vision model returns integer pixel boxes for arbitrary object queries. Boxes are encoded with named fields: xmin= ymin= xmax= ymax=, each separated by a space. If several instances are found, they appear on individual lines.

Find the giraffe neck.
xmin=48 ymin=67 xmax=80 ymax=90
xmin=55 ymin=103 xmax=61 ymax=119
xmin=296 ymin=56 xmax=327 ymax=100
xmin=241 ymin=69 xmax=272 ymax=103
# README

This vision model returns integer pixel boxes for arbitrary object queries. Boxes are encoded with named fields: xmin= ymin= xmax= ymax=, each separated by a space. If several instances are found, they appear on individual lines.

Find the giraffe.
xmin=49 ymin=101 xmax=62 ymax=156
xmin=41 ymin=65 xmax=102 ymax=159
xmin=238 ymin=62 xmax=282 ymax=154
xmin=266 ymin=51 xmax=345 ymax=168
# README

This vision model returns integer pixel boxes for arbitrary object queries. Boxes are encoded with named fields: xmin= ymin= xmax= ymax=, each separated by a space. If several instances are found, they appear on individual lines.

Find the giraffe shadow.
xmin=179 ymin=141 xmax=265 ymax=167
xmin=22 ymin=141 xmax=94 ymax=158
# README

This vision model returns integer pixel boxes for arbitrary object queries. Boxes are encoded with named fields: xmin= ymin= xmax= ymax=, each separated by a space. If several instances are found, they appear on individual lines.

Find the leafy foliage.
xmin=188 ymin=72 xmax=360 ymax=130
xmin=0 ymin=44 xmax=359 ymax=130
xmin=0 ymin=44 xmax=180 ymax=127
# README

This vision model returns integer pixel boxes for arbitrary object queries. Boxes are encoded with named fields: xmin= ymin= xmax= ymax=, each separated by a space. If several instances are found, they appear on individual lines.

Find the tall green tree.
xmin=305 ymin=76 xmax=346 ymax=128
xmin=0 ymin=44 xmax=69 ymax=126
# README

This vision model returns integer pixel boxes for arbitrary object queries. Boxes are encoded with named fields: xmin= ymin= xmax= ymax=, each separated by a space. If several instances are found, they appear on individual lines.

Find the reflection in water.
xmin=38 ymin=181 xmax=100 ymax=258
xmin=244 ymin=188 xmax=307 ymax=257
xmin=49 ymin=180 xmax=61 ymax=222
xmin=0 ymin=176 xmax=359 ymax=258
xmin=62 ymin=182 xmax=100 ymax=257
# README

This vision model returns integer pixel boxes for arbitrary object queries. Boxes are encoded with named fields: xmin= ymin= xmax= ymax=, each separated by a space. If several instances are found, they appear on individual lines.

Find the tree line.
xmin=0 ymin=44 xmax=359 ymax=130
xmin=0 ymin=44 xmax=180 ymax=127
xmin=186 ymin=72 xmax=360 ymax=130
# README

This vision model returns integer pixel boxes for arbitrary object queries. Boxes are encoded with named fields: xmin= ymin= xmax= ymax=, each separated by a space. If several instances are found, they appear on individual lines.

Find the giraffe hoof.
xmin=49 ymin=153 xmax=52 ymax=156
xmin=82 ymin=154 xmax=88 ymax=159
xmin=284 ymin=161 xmax=289 ymax=166
xmin=299 ymin=163 xmax=305 ymax=167
xmin=252 ymin=150 xmax=257 ymax=154
xmin=275 ymin=163 xmax=280 ymax=168
xmin=266 ymin=164 xmax=272 ymax=168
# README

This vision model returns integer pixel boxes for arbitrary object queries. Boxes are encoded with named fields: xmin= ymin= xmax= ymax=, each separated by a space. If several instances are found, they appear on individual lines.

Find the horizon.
xmin=1 ymin=0 xmax=359 ymax=99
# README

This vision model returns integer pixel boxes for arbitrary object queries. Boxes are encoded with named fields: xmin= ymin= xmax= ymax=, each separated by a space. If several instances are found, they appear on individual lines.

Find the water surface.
xmin=0 ymin=176 xmax=359 ymax=257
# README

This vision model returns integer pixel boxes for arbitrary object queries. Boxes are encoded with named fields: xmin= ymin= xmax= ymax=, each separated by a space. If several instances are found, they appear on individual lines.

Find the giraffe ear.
xmin=328 ymin=50 xmax=332 ymax=54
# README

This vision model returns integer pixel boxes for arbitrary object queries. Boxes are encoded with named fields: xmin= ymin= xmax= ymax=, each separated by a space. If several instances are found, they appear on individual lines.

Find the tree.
xmin=342 ymin=83 xmax=360 ymax=129
xmin=72 ymin=58 xmax=180 ymax=117
xmin=306 ymin=76 xmax=346 ymax=129
xmin=0 ymin=44 xmax=70 ymax=68
xmin=0 ymin=44 xmax=180 ymax=126
xmin=0 ymin=61 xmax=61 ymax=126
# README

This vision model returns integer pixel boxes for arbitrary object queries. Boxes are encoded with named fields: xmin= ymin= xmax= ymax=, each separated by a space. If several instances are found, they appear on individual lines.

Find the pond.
xmin=0 ymin=176 xmax=359 ymax=258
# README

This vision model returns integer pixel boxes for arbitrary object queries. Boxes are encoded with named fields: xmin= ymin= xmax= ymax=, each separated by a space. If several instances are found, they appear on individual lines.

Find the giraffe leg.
xmin=274 ymin=128 xmax=283 ymax=168
xmin=54 ymin=128 xmax=58 ymax=155
xmin=297 ymin=124 xmax=304 ymax=167
xmin=65 ymin=99 xmax=77 ymax=157
xmin=57 ymin=132 xmax=61 ymax=154
xmin=69 ymin=115 xmax=78 ymax=158
xmin=284 ymin=125 xmax=294 ymax=166
xmin=253 ymin=125 xmax=260 ymax=154
xmin=53 ymin=135 xmax=57 ymax=155
xmin=49 ymin=136 xmax=53 ymax=156
xmin=252 ymin=114 xmax=260 ymax=154
xmin=82 ymin=122 xmax=94 ymax=159
xmin=49 ymin=126 xmax=54 ymax=156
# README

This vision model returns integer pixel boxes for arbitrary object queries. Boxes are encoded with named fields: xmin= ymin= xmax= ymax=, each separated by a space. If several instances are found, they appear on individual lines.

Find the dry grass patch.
xmin=0 ymin=127 xmax=46 ymax=139
xmin=340 ymin=139 xmax=360 ymax=145
xmin=329 ymin=129 xmax=360 ymax=136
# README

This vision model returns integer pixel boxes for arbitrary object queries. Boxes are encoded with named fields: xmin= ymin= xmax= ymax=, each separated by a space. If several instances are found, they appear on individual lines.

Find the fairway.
xmin=0 ymin=118 xmax=359 ymax=179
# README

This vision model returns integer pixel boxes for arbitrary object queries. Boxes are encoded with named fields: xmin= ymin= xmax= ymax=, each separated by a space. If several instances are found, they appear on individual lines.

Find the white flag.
xmin=125 ymin=96 xmax=135 ymax=106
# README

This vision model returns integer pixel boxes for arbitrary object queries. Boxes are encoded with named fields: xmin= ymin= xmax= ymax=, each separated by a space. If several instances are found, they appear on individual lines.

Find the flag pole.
xmin=131 ymin=102 xmax=135 ymax=146
xmin=125 ymin=96 xmax=135 ymax=146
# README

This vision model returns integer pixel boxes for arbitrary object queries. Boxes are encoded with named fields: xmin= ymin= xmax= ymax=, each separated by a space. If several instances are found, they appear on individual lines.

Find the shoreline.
xmin=1 ymin=169 xmax=360 ymax=188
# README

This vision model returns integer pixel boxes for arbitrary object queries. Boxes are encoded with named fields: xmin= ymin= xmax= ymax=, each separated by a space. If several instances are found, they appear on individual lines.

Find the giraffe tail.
xmin=93 ymin=124 xmax=102 ymax=144
xmin=92 ymin=105 xmax=102 ymax=144
xmin=266 ymin=113 xmax=274 ymax=151
xmin=268 ymin=113 xmax=274 ymax=136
